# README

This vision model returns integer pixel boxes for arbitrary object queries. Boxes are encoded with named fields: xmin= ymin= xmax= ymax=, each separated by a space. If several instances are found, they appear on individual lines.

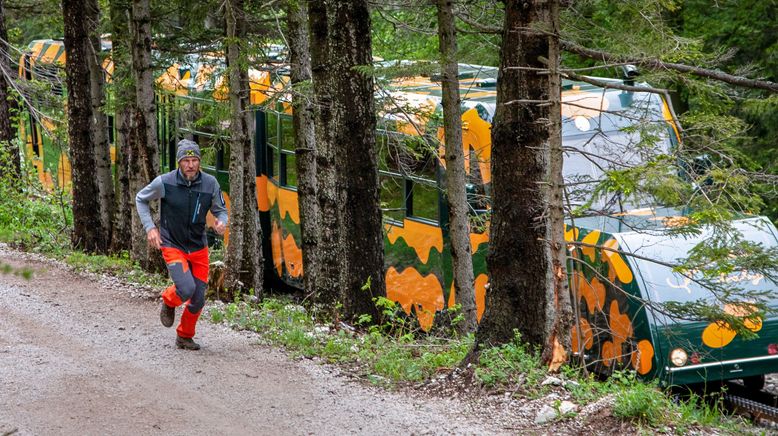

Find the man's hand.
xmin=146 ymin=228 xmax=161 ymax=249
xmin=214 ymin=219 xmax=227 ymax=235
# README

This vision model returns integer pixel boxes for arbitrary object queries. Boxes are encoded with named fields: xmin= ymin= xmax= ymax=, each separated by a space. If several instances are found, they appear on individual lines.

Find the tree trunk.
xmin=0 ymin=0 xmax=20 ymax=181
xmin=224 ymin=0 xmax=263 ymax=295
xmin=86 ymin=0 xmax=115 ymax=247
xmin=329 ymin=1 xmax=384 ymax=321
xmin=287 ymin=0 xmax=318 ymax=299
xmin=109 ymin=0 xmax=134 ymax=253
xmin=307 ymin=0 xmax=342 ymax=309
xmin=130 ymin=0 xmax=162 ymax=270
xmin=436 ymin=0 xmax=477 ymax=334
xmin=544 ymin=0 xmax=572 ymax=370
xmin=476 ymin=0 xmax=555 ymax=352
xmin=63 ymin=0 xmax=106 ymax=253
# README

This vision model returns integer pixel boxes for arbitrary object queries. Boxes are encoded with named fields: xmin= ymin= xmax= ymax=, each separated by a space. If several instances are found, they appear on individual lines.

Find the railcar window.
xmin=267 ymin=112 xmax=279 ymax=146
xmin=197 ymin=135 xmax=218 ymax=169
xmin=282 ymin=151 xmax=297 ymax=187
xmin=377 ymin=131 xmax=441 ymax=224
xmin=217 ymin=140 xmax=229 ymax=171
xmin=281 ymin=117 xmax=294 ymax=151
xmin=409 ymin=182 xmax=438 ymax=222
xmin=269 ymin=144 xmax=279 ymax=180
xmin=380 ymin=175 xmax=405 ymax=223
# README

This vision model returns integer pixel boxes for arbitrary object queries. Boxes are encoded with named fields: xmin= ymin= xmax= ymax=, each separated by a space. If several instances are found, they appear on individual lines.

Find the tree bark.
xmin=308 ymin=1 xmax=385 ymax=321
xmin=476 ymin=0 xmax=554 ymax=350
xmin=436 ymin=0 xmax=478 ymax=334
xmin=86 ymin=0 xmax=115 ymax=247
xmin=544 ymin=0 xmax=572 ymax=370
xmin=130 ymin=0 xmax=162 ymax=270
xmin=63 ymin=0 xmax=106 ymax=253
xmin=287 ymin=0 xmax=318 ymax=299
xmin=224 ymin=0 xmax=263 ymax=295
xmin=109 ymin=0 xmax=134 ymax=253
xmin=330 ymin=0 xmax=384 ymax=321
xmin=307 ymin=0 xmax=342 ymax=309
xmin=0 ymin=0 xmax=20 ymax=181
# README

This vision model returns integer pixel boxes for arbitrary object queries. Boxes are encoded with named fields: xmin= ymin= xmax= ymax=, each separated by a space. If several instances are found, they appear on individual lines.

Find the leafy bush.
xmin=0 ymin=147 xmax=71 ymax=254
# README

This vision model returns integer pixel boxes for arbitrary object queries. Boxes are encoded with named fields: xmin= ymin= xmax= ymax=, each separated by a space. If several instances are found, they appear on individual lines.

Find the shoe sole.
xmin=160 ymin=304 xmax=175 ymax=328
xmin=176 ymin=341 xmax=201 ymax=351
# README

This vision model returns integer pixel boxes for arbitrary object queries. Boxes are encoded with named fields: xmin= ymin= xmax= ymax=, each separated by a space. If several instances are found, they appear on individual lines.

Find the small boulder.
xmin=535 ymin=405 xmax=557 ymax=424
xmin=559 ymin=400 xmax=578 ymax=415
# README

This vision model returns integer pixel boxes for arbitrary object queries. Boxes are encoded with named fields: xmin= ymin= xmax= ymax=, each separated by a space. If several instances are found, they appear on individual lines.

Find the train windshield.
xmin=619 ymin=217 xmax=778 ymax=322
xmin=561 ymin=89 xmax=676 ymax=212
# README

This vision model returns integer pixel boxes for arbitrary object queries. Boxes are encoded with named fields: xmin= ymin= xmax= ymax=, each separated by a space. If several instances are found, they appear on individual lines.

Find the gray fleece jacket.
xmin=135 ymin=169 xmax=228 ymax=252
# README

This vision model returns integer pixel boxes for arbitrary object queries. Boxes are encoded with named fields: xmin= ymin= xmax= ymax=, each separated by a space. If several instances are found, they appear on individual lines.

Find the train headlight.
xmin=768 ymin=344 xmax=777 ymax=355
xmin=670 ymin=348 xmax=688 ymax=367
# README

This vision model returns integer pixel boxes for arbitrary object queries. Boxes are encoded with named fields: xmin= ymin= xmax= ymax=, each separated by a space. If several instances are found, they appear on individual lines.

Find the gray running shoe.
xmin=160 ymin=302 xmax=175 ymax=328
xmin=176 ymin=336 xmax=201 ymax=350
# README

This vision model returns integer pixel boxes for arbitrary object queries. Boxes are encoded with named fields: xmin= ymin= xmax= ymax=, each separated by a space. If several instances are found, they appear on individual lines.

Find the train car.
xmin=566 ymin=210 xmax=778 ymax=387
xmin=16 ymin=42 xmax=777 ymax=388
xmin=246 ymin=63 xmax=777 ymax=387
xmin=17 ymin=39 xmax=115 ymax=190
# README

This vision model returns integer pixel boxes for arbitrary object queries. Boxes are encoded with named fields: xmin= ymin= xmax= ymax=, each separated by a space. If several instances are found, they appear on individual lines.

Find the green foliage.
xmin=65 ymin=251 xmax=167 ymax=289
xmin=612 ymin=373 xmax=674 ymax=426
xmin=0 ymin=147 xmax=71 ymax=254
xmin=371 ymin=2 xmax=501 ymax=66
xmin=0 ymin=262 xmax=33 ymax=279
xmin=474 ymin=331 xmax=546 ymax=395
xmin=6 ymin=0 xmax=64 ymax=46
xmin=208 ymin=296 xmax=471 ymax=384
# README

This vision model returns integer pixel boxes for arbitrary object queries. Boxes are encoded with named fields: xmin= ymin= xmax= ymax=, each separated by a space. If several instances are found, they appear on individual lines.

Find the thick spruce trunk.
xmin=0 ymin=0 xmax=19 ymax=181
xmin=308 ymin=1 xmax=384 ymax=320
xmin=224 ymin=0 xmax=263 ymax=295
xmin=307 ymin=0 xmax=342 ymax=308
xmin=329 ymin=1 xmax=384 ymax=321
xmin=287 ymin=0 xmax=318 ymax=298
xmin=130 ymin=0 xmax=162 ymax=270
xmin=477 ymin=0 xmax=557 ymax=351
xmin=63 ymin=0 xmax=105 ymax=253
xmin=86 ymin=0 xmax=115 ymax=247
xmin=437 ymin=0 xmax=478 ymax=334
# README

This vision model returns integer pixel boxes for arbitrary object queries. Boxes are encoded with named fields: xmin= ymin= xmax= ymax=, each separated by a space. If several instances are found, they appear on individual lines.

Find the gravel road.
xmin=0 ymin=249 xmax=509 ymax=436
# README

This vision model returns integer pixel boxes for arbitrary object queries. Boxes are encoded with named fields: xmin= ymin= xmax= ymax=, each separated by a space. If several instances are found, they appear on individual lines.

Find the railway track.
xmin=723 ymin=380 xmax=778 ymax=426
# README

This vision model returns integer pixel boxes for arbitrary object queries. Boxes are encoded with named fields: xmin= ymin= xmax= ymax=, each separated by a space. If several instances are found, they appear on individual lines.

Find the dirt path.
xmin=0 ymin=248 xmax=509 ymax=436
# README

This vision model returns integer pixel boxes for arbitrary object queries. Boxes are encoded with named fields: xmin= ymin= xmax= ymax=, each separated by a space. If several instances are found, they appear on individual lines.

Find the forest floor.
xmin=0 ymin=245 xmax=773 ymax=435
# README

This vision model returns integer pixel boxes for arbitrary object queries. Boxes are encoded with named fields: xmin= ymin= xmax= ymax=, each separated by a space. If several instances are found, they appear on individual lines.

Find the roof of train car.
xmin=380 ymin=62 xmax=665 ymax=126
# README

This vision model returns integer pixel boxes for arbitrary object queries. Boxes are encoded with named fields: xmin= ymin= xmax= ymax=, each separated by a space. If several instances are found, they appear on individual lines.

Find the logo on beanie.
xmin=185 ymin=149 xmax=196 ymax=156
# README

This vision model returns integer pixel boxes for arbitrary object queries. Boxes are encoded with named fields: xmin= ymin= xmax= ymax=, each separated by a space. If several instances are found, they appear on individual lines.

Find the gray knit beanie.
xmin=176 ymin=139 xmax=201 ymax=162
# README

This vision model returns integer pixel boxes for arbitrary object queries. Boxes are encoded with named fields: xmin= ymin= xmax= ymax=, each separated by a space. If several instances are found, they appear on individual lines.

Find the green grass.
xmin=208 ymin=297 xmax=472 ymax=384
xmin=64 ymin=251 xmax=168 ymax=288
xmin=474 ymin=331 xmax=547 ymax=396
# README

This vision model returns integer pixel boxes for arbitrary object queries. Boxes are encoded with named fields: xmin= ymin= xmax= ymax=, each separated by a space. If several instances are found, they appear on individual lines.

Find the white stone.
xmin=541 ymin=376 xmax=563 ymax=386
xmin=559 ymin=401 xmax=577 ymax=415
xmin=534 ymin=405 xmax=557 ymax=424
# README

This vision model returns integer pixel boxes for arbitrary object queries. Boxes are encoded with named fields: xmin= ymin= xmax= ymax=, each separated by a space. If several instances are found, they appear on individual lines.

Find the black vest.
xmin=159 ymin=170 xmax=218 ymax=252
